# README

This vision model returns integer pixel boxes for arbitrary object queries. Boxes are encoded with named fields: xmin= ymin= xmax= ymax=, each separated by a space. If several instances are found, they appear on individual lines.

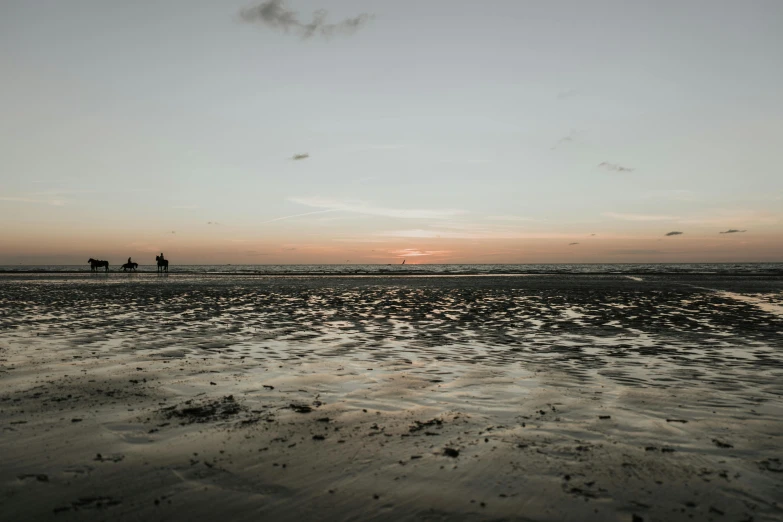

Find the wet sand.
xmin=1 ymin=274 xmax=782 ymax=521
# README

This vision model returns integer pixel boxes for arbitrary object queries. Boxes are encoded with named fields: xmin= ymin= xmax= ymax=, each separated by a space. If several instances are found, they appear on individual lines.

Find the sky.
xmin=1 ymin=0 xmax=781 ymax=265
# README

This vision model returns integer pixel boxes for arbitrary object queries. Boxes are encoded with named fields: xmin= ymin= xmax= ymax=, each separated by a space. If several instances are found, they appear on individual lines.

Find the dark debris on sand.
xmin=53 ymin=496 xmax=122 ymax=513
xmin=17 ymin=474 xmax=49 ymax=482
xmin=94 ymin=453 xmax=125 ymax=463
xmin=160 ymin=395 xmax=243 ymax=424
xmin=758 ymin=458 xmax=782 ymax=473
xmin=409 ymin=418 xmax=443 ymax=433
xmin=712 ymin=438 xmax=734 ymax=449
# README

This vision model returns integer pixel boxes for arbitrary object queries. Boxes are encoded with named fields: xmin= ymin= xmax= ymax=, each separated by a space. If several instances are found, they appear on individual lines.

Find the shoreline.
xmin=2 ymin=270 xmax=783 ymax=277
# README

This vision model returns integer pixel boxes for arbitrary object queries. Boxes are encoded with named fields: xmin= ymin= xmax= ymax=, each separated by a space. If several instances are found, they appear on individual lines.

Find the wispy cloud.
xmin=598 ymin=162 xmax=634 ymax=173
xmin=603 ymin=212 xmax=679 ymax=222
xmin=680 ymin=209 xmax=779 ymax=226
xmin=3 ymin=187 xmax=153 ymax=208
xmin=551 ymin=130 xmax=579 ymax=150
xmin=644 ymin=190 xmax=697 ymax=202
xmin=486 ymin=215 xmax=539 ymax=222
xmin=290 ymin=197 xmax=464 ymax=220
xmin=33 ymin=188 xmax=150 ymax=196
xmin=260 ymin=209 xmax=338 ymax=224
xmin=378 ymin=229 xmax=581 ymax=240
xmin=30 ymin=189 xmax=98 ymax=196
xmin=719 ymin=229 xmax=747 ymax=234
xmin=0 ymin=196 xmax=65 ymax=206
xmin=608 ymin=249 xmax=666 ymax=255
xmin=291 ymin=153 xmax=309 ymax=161
xmin=350 ymin=144 xmax=406 ymax=151
xmin=239 ymin=0 xmax=372 ymax=39
xmin=568 ymin=242 xmax=579 ymax=246
xmin=391 ymin=248 xmax=451 ymax=258
xmin=665 ymin=231 xmax=683 ymax=236
xmin=381 ymin=229 xmax=455 ymax=239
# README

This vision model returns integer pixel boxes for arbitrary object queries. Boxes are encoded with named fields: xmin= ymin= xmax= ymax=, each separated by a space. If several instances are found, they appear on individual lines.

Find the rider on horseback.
xmin=121 ymin=257 xmax=138 ymax=271
xmin=155 ymin=253 xmax=169 ymax=272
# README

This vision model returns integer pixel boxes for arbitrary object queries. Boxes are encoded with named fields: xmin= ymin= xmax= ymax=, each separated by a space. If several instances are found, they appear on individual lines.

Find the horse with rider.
xmin=89 ymin=254 xmax=169 ymax=272
xmin=155 ymin=253 xmax=169 ymax=272
xmin=121 ymin=257 xmax=138 ymax=271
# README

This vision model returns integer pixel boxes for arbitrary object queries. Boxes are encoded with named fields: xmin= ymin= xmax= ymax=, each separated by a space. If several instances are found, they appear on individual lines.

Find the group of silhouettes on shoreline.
xmin=87 ymin=253 xmax=169 ymax=272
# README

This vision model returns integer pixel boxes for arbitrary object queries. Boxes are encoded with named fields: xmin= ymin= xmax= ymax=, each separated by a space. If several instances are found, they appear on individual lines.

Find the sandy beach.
xmin=1 ymin=273 xmax=782 ymax=521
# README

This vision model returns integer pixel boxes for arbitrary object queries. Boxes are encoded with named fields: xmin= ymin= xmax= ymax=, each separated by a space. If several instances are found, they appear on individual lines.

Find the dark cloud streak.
xmin=598 ymin=162 xmax=634 ymax=173
xmin=240 ymin=1 xmax=372 ymax=39
xmin=665 ymin=231 xmax=683 ymax=236
xmin=551 ymin=130 xmax=578 ymax=150
xmin=291 ymin=153 xmax=309 ymax=161
xmin=719 ymin=229 xmax=747 ymax=234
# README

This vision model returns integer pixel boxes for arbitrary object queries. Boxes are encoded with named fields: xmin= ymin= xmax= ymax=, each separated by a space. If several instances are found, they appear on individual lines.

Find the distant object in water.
xmin=121 ymin=262 xmax=138 ymax=271
xmin=402 ymin=259 xmax=405 ymax=265
xmin=155 ymin=254 xmax=169 ymax=272
xmin=88 ymin=258 xmax=109 ymax=272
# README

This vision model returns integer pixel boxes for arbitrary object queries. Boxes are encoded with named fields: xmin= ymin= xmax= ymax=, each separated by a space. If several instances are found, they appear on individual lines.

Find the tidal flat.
xmin=1 ymin=273 xmax=782 ymax=521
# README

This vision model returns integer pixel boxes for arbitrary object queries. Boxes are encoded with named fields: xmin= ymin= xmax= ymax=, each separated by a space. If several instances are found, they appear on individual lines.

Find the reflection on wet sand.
xmin=1 ymin=274 xmax=781 ymax=521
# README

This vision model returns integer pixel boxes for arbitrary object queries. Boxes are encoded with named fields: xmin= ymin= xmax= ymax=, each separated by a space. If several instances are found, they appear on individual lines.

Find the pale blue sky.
xmin=1 ymin=1 xmax=781 ymax=263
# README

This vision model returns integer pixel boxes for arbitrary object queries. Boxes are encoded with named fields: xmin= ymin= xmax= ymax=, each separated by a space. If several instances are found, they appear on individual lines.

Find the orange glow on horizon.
xmin=1 ymin=227 xmax=781 ymax=265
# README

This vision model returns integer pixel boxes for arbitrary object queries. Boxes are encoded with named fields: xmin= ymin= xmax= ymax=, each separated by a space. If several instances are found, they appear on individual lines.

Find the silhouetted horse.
xmin=121 ymin=262 xmax=138 ymax=271
xmin=88 ymin=258 xmax=109 ymax=272
xmin=155 ymin=255 xmax=168 ymax=272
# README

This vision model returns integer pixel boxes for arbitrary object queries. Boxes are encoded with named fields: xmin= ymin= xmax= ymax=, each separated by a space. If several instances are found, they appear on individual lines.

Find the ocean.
xmin=2 ymin=262 xmax=782 ymax=275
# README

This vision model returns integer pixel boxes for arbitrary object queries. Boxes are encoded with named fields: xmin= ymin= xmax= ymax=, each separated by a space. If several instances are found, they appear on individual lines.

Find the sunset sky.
xmin=1 ymin=1 xmax=781 ymax=265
